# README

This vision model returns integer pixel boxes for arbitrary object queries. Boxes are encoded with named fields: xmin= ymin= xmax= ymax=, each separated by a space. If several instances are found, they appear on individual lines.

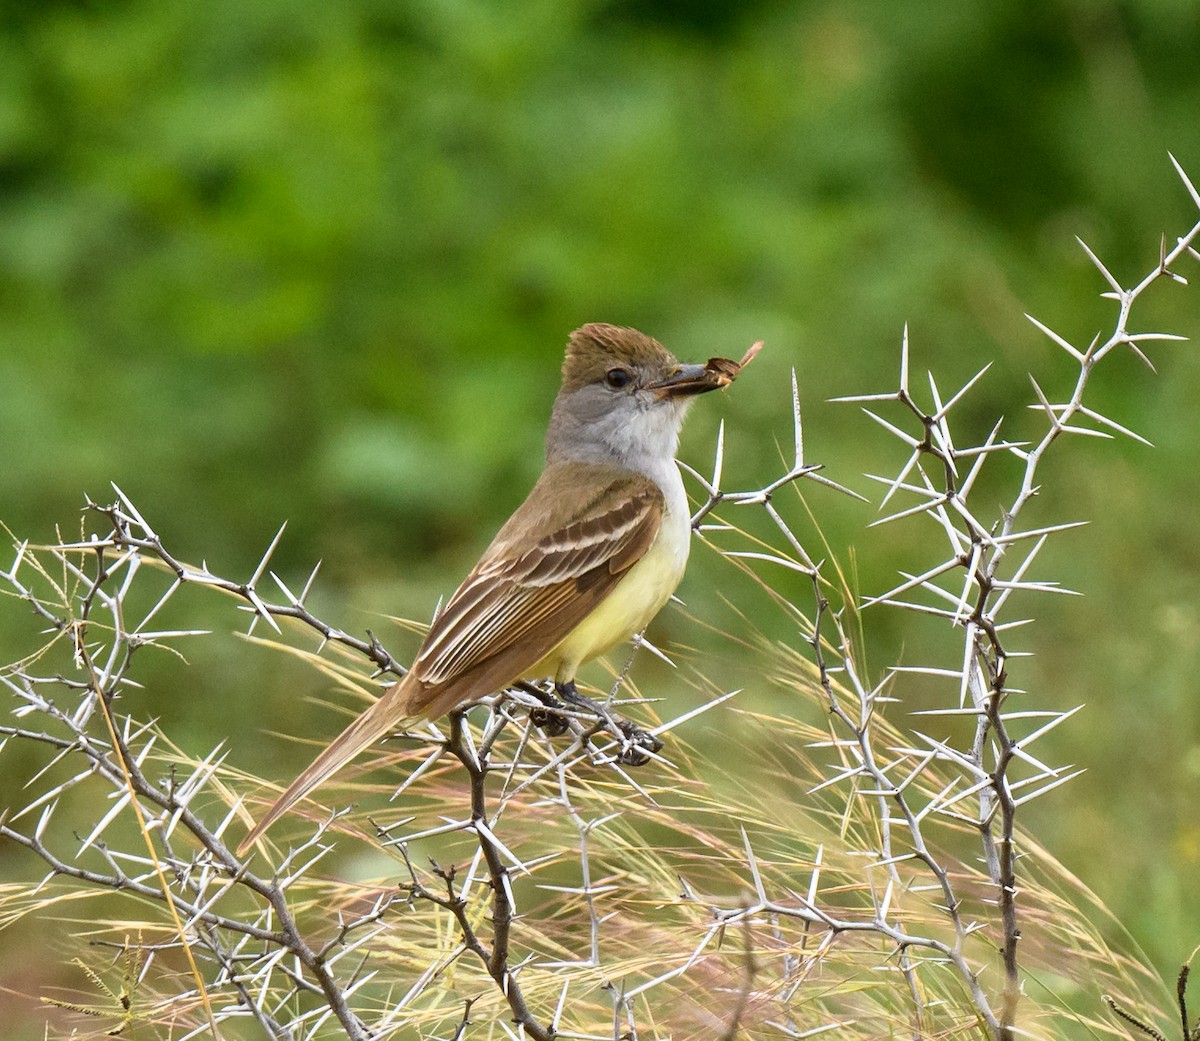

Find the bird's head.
xmin=548 ymin=323 xmax=723 ymax=468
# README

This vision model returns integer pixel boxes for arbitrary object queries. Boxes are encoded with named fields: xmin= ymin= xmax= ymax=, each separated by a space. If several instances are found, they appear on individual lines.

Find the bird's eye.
xmin=604 ymin=368 xmax=632 ymax=389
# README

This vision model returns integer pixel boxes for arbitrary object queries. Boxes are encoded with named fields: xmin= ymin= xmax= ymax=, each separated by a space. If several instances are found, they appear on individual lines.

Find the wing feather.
xmin=412 ymin=470 xmax=663 ymax=688
xmin=239 ymin=463 xmax=666 ymax=853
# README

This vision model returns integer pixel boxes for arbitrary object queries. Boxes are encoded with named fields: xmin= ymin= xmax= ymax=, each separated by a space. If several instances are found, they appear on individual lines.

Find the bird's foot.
xmin=528 ymin=687 xmax=571 ymax=737
xmin=612 ymin=718 xmax=664 ymax=767
xmin=554 ymin=681 xmax=662 ymax=766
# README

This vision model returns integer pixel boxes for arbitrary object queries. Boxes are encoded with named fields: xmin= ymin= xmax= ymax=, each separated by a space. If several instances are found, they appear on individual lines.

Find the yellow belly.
xmin=528 ymin=514 xmax=689 ymax=682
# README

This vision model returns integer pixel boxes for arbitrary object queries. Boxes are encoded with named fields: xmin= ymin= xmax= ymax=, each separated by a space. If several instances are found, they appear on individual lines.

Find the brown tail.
xmin=236 ymin=676 xmax=415 ymax=854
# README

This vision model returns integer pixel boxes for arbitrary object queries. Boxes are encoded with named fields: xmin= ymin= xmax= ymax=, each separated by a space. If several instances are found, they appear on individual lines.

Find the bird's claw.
xmin=529 ymin=704 xmax=571 ymax=737
xmin=614 ymin=721 xmax=663 ymax=766
xmin=526 ymin=683 xmax=662 ymax=764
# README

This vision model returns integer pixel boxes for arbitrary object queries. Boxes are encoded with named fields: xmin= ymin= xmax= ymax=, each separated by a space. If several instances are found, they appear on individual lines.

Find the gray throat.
xmin=545 ymin=389 xmax=692 ymax=511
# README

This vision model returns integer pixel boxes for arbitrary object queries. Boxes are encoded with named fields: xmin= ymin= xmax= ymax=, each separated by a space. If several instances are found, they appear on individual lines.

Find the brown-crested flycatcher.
xmin=239 ymin=323 xmax=754 ymax=852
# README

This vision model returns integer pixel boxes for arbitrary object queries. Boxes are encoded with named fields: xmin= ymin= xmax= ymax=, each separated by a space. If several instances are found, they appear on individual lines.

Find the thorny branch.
xmin=1 ymin=156 xmax=1197 ymax=1038
xmin=393 ymin=713 xmax=555 ymax=1040
xmin=799 ymin=155 xmax=1200 ymax=1040
xmin=0 ymin=405 xmax=829 ymax=1037
xmin=0 ymin=545 xmax=375 ymax=1039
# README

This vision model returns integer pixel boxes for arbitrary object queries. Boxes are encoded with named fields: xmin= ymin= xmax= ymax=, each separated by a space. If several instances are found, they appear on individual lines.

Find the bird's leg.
xmin=554 ymin=680 xmax=663 ymax=767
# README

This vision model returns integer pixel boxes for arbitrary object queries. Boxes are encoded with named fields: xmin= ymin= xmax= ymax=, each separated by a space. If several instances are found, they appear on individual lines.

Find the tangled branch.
xmin=2 ymin=155 xmax=1197 ymax=1039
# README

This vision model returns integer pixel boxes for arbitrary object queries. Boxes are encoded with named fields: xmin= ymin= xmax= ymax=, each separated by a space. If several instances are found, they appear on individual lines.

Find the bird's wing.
xmin=403 ymin=467 xmax=664 ymax=708
xmin=237 ymin=466 xmax=664 ymax=854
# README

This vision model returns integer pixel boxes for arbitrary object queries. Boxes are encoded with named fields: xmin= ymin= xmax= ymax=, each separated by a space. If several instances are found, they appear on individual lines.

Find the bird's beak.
xmin=648 ymin=363 xmax=720 ymax=399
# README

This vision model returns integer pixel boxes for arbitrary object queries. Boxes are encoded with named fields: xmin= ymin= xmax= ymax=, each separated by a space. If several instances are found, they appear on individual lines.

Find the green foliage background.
xmin=2 ymin=0 xmax=1200 ymax=1033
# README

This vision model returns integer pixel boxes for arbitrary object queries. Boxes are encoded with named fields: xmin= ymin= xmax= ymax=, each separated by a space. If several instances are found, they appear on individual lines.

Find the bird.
xmin=238 ymin=323 xmax=749 ymax=853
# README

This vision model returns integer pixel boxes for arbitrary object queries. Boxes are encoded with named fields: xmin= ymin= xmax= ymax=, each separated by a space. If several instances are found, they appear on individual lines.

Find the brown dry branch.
xmin=1104 ymin=948 xmax=1200 ymax=1041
